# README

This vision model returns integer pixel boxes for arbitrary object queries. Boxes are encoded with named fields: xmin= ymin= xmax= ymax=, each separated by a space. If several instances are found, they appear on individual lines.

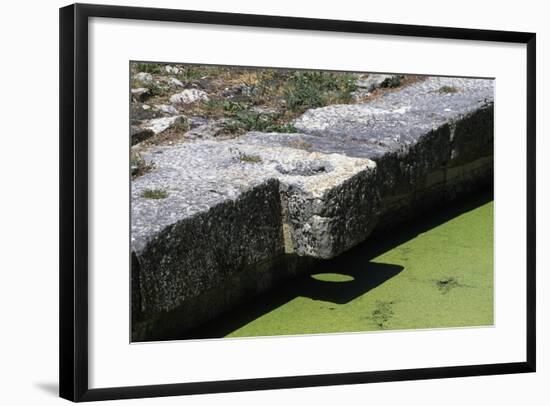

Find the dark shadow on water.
xmin=179 ymin=187 xmax=493 ymax=339
xmin=302 ymin=262 xmax=403 ymax=304
xmin=181 ymin=262 xmax=403 ymax=339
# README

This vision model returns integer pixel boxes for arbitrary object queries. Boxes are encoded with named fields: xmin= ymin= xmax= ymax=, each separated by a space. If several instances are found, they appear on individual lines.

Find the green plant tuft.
xmin=283 ymin=71 xmax=357 ymax=113
xmin=135 ymin=63 xmax=163 ymax=74
xmin=131 ymin=152 xmax=155 ymax=179
xmin=438 ymin=85 xmax=459 ymax=94
xmin=235 ymin=151 xmax=262 ymax=163
xmin=221 ymin=111 xmax=297 ymax=135
xmin=172 ymin=117 xmax=190 ymax=133
xmin=141 ymin=189 xmax=168 ymax=199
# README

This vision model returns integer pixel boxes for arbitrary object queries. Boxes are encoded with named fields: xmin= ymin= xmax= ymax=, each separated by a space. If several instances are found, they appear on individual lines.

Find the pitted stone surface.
xmin=132 ymin=139 xmax=377 ymax=257
xmin=294 ymin=76 xmax=493 ymax=158
xmin=143 ymin=115 xmax=186 ymax=135
xmin=132 ymin=139 xmax=378 ymax=326
xmin=243 ymin=76 xmax=493 ymax=213
xmin=356 ymin=74 xmax=396 ymax=91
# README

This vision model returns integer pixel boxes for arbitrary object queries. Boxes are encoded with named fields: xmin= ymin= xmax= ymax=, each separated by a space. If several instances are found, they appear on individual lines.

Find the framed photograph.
xmin=59 ymin=3 xmax=536 ymax=402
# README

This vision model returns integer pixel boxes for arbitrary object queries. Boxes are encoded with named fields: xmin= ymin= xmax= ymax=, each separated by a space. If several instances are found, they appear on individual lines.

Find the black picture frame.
xmin=59 ymin=3 xmax=536 ymax=402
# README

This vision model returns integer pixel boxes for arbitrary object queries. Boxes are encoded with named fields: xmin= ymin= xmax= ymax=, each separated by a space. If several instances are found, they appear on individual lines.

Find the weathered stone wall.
xmin=132 ymin=179 xmax=286 ymax=340
xmin=131 ymin=76 xmax=494 ymax=341
xmin=131 ymin=141 xmax=376 ymax=340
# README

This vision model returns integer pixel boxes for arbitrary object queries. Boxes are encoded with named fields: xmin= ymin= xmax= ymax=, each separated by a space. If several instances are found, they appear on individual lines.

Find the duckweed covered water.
xmin=189 ymin=191 xmax=493 ymax=339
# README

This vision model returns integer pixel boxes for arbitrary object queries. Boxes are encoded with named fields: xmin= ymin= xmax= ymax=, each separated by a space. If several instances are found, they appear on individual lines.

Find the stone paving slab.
xmin=243 ymin=76 xmax=493 ymax=216
xmin=132 ymin=140 xmax=377 ymax=257
xmin=293 ymin=76 xmax=493 ymax=158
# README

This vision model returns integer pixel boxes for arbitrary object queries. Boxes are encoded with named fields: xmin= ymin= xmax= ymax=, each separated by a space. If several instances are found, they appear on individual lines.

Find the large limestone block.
xmin=131 ymin=139 xmax=377 ymax=338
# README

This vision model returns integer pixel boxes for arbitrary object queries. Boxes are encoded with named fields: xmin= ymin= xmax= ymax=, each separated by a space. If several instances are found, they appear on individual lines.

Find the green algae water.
xmin=189 ymin=191 xmax=493 ymax=339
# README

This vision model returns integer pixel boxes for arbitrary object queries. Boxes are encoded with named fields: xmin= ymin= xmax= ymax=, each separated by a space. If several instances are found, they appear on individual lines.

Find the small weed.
xmin=176 ymin=65 xmax=230 ymax=82
xmin=237 ymin=111 xmax=295 ymax=132
xmin=283 ymin=71 xmax=357 ymax=113
xmin=201 ymin=98 xmax=226 ymax=115
xmin=370 ymin=300 xmax=395 ymax=329
xmin=132 ymin=79 xmax=168 ymax=97
xmin=172 ymin=117 xmax=190 ymax=133
xmin=249 ymin=70 xmax=285 ymax=104
xmin=438 ymin=85 xmax=459 ymax=94
xmin=147 ymin=81 xmax=168 ymax=97
xmin=269 ymin=122 xmax=298 ymax=133
xmin=223 ymin=100 xmax=250 ymax=113
xmin=220 ymin=119 xmax=246 ymax=135
xmin=436 ymin=277 xmax=460 ymax=294
xmin=238 ymin=153 xmax=262 ymax=163
xmin=177 ymin=66 xmax=206 ymax=81
xmin=141 ymin=188 xmax=168 ymax=199
xmin=230 ymin=149 xmax=262 ymax=163
xmin=221 ymin=111 xmax=297 ymax=135
xmin=130 ymin=152 xmax=155 ymax=179
xmin=135 ymin=63 xmax=163 ymax=74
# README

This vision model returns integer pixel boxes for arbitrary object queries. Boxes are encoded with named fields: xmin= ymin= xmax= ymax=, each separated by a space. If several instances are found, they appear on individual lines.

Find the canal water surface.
xmin=184 ymin=189 xmax=494 ymax=339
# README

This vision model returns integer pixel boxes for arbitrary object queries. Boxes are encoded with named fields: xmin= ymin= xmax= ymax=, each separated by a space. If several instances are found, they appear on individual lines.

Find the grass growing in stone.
xmin=225 ymin=111 xmax=298 ymax=134
xmin=193 ymin=69 xmax=357 ymax=134
xmin=130 ymin=152 xmax=155 ymax=179
xmin=219 ymin=194 xmax=493 ymax=338
xmin=135 ymin=63 xmax=163 ymax=74
xmin=130 ymin=62 xmax=422 ymax=142
xmin=146 ymin=81 xmax=169 ymax=97
xmin=130 ymin=79 xmax=169 ymax=98
xmin=177 ymin=66 xmax=209 ymax=81
xmin=283 ymin=71 xmax=357 ymax=113
xmin=141 ymin=189 xmax=168 ymax=199
xmin=237 ymin=153 xmax=262 ymax=163
xmin=438 ymin=85 xmax=459 ymax=94
xmin=172 ymin=117 xmax=190 ymax=133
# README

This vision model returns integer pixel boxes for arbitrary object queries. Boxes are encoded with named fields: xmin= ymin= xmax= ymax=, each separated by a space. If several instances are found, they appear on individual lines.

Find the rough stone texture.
xmin=273 ymin=76 xmax=492 ymax=224
xmin=184 ymin=119 xmax=227 ymax=139
xmin=221 ymin=83 xmax=253 ymax=102
xmin=167 ymin=77 xmax=184 ymax=88
xmin=130 ymin=103 xmax=163 ymax=123
xmin=131 ymin=75 xmax=494 ymax=340
xmin=155 ymin=104 xmax=179 ymax=115
xmin=133 ymin=177 xmax=284 ymax=339
xmin=293 ymin=77 xmax=492 ymax=151
xmin=356 ymin=74 xmax=396 ymax=91
xmin=135 ymin=72 xmax=153 ymax=83
xmin=169 ymin=89 xmax=209 ymax=104
xmin=132 ymin=140 xmax=377 ymax=259
xmin=276 ymin=162 xmax=379 ymax=259
xmin=164 ymin=65 xmax=180 ymax=75
xmin=132 ymin=140 xmax=376 ymax=340
xmin=143 ymin=115 xmax=186 ymax=135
